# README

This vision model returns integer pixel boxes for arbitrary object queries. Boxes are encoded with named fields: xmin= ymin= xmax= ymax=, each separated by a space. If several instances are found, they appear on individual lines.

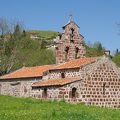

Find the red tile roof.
xmin=0 ymin=57 xmax=100 ymax=80
xmin=0 ymin=65 xmax=55 ymax=80
xmin=32 ymin=78 xmax=81 ymax=87
xmin=51 ymin=57 xmax=100 ymax=70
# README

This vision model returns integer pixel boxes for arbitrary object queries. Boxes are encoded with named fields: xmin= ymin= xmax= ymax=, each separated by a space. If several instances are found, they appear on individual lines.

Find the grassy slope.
xmin=0 ymin=95 xmax=120 ymax=120
xmin=9 ymin=30 xmax=119 ymax=72
xmin=27 ymin=30 xmax=60 ymax=39
xmin=10 ymin=33 xmax=56 ymax=72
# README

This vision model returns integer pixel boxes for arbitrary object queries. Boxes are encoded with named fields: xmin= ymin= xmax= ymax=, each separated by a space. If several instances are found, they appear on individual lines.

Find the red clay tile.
xmin=0 ymin=65 xmax=55 ymax=80
xmin=32 ymin=78 xmax=81 ymax=87
xmin=0 ymin=57 xmax=100 ymax=80
xmin=51 ymin=57 xmax=100 ymax=70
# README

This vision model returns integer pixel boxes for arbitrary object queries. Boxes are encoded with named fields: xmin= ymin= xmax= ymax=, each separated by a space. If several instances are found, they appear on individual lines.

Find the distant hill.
xmin=27 ymin=30 xmax=60 ymax=39
xmin=1 ymin=29 xmax=120 ymax=74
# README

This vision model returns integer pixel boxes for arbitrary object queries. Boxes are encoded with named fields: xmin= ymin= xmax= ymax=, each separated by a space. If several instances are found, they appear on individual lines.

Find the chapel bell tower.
xmin=56 ymin=14 xmax=86 ymax=64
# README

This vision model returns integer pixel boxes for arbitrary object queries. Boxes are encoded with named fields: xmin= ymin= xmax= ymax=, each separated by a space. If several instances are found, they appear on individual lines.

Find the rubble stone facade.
xmin=56 ymin=21 xmax=86 ymax=64
xmin=32 ymin=56 xmax=120 ymax=108
xmin=0 ymin=78 xmax=41 ymax=97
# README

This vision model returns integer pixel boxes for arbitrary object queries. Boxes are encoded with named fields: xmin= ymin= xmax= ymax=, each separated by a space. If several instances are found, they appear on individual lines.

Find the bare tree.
xmin=0 ymin=17 xmax=9 ymax=35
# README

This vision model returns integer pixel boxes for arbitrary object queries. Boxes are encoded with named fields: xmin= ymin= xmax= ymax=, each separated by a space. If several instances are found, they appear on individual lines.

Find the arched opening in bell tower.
xmin=70 ymin=28 xmax=74 ymax=34
xmin=75 ymin=47 xmax=79 ymax=59
xmin=70 ymin=28 xmax=74 ymax=43
xmin=65 ymin=47 xmax=69 ymax=61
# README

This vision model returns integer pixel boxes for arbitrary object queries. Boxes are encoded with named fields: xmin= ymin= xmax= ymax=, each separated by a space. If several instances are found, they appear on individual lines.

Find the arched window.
xmin=75 ymin=47 xmax=79 ymax=59
xmin=70 ymin=28 xmax=74 ymax=43
xmin=65 ymin=47 xmax=69 ymax=61
xmin=72 ymin=87 xmax=77 ymax=98
xmin=70 ymin=28 xmax=74 ymax=34
xmin=61 ymin=73 xmax=65 ymax=78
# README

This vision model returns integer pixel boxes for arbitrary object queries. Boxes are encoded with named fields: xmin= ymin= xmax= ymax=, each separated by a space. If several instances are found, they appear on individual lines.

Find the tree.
xmin=0 ymin=17 xmax=9 ymax=36
xmin=114 ymin=48 xmax=120 ymax=57
xmin=0 ymin=17 xmax=23 ymax=75
xmin=13 ymin=24 xmax=21 ymax=39
xmin=40 ymin=40 xmax=47 ymax=49
xmin=86 ymin=41 xmax=105 ymax=57
xmin=22 ymin=30 xmax=26 ymax=37
xmin=112 ymin=54 xmax=120 ymax=66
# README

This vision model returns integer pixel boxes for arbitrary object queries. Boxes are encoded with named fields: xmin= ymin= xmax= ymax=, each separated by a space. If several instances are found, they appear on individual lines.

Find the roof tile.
xmin=51 ymin=57 xmax=100 ymax=70
xmin=32 ymin=78 xmax=81 ymax=87
xmin=0 ymin=57 xmax=100 ymax=80
xmin=0 ymin=65 xmax=55 ymax=80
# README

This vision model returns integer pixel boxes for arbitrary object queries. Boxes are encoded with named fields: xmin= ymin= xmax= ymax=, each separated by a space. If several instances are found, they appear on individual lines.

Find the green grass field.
xmin=0 ymin=95 xmax=120 ymax=120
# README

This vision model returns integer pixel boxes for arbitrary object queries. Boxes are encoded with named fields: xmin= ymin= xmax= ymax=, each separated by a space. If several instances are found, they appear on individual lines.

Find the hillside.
xmin=0 ymin=95 xmax=120 ymax=120
xmin=11 ymin=35 xmax=56 ymax=72
xmin=27 ymin=30 xmax=60 ymax=39
xmin=0 ymin=28 xmax=120 ymax=75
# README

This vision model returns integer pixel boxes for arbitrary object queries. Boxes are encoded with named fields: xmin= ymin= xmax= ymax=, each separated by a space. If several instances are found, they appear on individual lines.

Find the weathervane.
xmin=70 ymin=13 xmax=72 ymax=21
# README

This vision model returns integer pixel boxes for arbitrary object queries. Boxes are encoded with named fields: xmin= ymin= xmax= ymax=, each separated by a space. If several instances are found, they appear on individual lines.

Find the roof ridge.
xmin=24 ymin=64 xmax=55 ymax=69
xmin=62 ymin=21 xmax=80 ymax=28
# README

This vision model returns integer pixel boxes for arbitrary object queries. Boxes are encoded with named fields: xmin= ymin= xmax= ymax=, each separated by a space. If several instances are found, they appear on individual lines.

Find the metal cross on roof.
xmin=70 ymin=14 xmax=72 ymax=21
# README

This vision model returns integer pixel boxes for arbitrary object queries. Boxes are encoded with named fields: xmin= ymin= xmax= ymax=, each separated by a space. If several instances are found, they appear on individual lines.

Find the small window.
xmin=75 ymin=47 xmax=79 ymax=59
xmin=70 ymin=28 xmax=74 ymax=34
xmin=65 ymin=47 xmax=69 ymax=61
xmin=70 ymin=28 xmax=74 ymax=43
xmin=103 ymin=83 xmax=106 ymax=95
xmin=59 ymin=34 xmax=62 ymax=39
xmin=70 ymin=35 xmax=74 ymax=43
xmin=61 ymin=73 xmax=65 ymax=78
xmin=72 ymin=87 xmax=76 ymax=98
xmin=43 ymin=88 xmax=47 ymax=98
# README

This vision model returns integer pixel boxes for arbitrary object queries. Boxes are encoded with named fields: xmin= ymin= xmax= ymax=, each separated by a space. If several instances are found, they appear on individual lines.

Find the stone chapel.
xmin=0 ymin=16 xmax=120 ymax=108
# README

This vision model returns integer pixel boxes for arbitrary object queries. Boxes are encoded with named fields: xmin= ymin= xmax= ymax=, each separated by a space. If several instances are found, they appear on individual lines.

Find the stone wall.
xmin=32 ymin=80 xmax=83 ymax=102
xmin=0 ymin=77 xmax=41 ymax=97
xmin=80 ymin=56 xmax=120 ymax=108
xmin=32 ymin=56 xmax=120 ymax=108
xmin=56 ymin=21 xmax=86 ymax=64
xmin=48 ymin=68 xmax=81 ymax=80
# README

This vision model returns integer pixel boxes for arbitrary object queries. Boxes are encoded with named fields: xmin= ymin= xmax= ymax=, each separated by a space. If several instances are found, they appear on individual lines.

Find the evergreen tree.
xmin=13 ymin=24 xmax=21 ymax=40
xmin=114 ymin=49 xmax=120 ymax=56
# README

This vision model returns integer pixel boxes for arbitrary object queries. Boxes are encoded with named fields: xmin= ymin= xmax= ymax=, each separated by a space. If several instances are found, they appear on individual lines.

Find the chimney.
xmin=104 ymin=50 xmax=110 ymax=56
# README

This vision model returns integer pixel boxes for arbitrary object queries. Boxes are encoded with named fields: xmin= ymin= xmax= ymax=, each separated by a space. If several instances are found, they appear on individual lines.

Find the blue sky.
xmin=1 ymin=0 xmax=120 ymax=55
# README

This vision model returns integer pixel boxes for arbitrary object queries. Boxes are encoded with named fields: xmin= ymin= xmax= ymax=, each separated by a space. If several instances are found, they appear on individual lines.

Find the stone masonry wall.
xmin=48 ymin=68 xmax=82 ymax=80
xmin=56 ymin=21 xmax=86 ymax=64
xmin=0 ymin=77 xmax=41 ymax=97
xmin=79 ymin=56 xmax=120 ymax=108
xmin=33 ymin=56 xmax=120 ymax=108
xmin=32 ymin=80 xmax=83 ymax=102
